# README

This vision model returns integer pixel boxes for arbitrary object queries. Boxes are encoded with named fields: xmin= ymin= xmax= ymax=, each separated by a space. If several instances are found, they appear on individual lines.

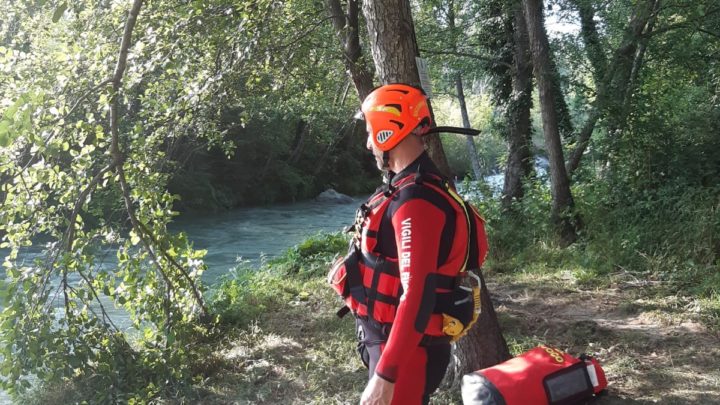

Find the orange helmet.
xmin=361 ymin=84 xmax=432 ymax=152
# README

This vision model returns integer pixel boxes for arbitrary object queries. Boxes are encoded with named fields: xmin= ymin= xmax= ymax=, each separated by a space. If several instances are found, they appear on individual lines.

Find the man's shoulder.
xmin=387 ymin=180 xmax=458 ymax=217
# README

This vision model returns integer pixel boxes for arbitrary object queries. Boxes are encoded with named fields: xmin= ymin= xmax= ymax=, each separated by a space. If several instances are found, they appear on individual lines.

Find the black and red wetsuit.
xmin=343 ymin=151 xmax=487 ymax=404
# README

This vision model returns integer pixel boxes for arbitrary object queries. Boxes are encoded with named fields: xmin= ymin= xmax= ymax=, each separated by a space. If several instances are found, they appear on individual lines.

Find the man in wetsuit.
xmin=344 ymin=84 xmax=486 ymax=405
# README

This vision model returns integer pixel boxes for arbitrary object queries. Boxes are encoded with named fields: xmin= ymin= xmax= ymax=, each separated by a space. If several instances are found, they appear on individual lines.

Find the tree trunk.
xmin=566 ymin=107 xmax=600 ymax=176
xmin=449 ymin=270 xmax=512 ymax=385
xmin=502 ymin=3 xmax=534 ymax=209
xmin=455 ymin=74 xmax=483 ymax=181
xmin=618 ymin=0 xmax=660 ymax=128
xmin=326 ymin=0 xmax=375 ymax=100
xmin=523 ymin=0 xmax=579 ymax=246
xmin=362 ymin=0 xmax=451 ymax=176
xmin=573 ymin=0 xmax=607 ymax=85
xmin=288 ymin=119 xmax=307 ymax=164
xmin=363 ymin=0 xmax=510 ymax=379
xmin=566 ymin=0 xmax=659 ymax=175
xmin=445 ymin=4 xmax=482 ymax=182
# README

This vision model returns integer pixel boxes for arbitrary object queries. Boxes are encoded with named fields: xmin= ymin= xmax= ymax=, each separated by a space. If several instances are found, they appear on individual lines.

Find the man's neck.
xmin=389 ymin=151 xmax=423 ymax=173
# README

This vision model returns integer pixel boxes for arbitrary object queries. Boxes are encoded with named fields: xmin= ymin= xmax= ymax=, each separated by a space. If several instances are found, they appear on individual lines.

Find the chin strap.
xmin=382 ymin=151 xmax=397 ymax=194
xmin=382 ymin=151 xmax=390 ymax=170
xmin=425 ymin=126 xmax=481 ymax=136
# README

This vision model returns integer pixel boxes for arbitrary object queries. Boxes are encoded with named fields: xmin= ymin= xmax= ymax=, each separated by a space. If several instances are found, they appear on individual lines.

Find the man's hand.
xmin=360 ymin=374 xmax=395 ymax=405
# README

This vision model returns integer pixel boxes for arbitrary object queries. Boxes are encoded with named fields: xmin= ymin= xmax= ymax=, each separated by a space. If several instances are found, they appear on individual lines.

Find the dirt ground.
xmin=196 ymin=273 xmax=719 ymax=404
xmin=490 ymin=274 xmax=720 ymax=404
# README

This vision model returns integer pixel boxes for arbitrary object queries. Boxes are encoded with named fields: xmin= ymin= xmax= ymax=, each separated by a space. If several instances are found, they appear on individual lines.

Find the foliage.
xmin=271 ymin=232 xmax=350 ymax=275
xmin=0 ymin=0 xmax=236 ymax=400
xmin=476 ymin=174 xmax=719 ymax=303
xmin=432 ymin=93 xmax=506 ymax=177
xmin=161 ymin=0 xmax=378 ymax=210
xmin=211 ymin=231 xmax=348 ymax=325
xmin=0 ymin=0 xmax=719 ymax=401
xmin=0 ymin=0 xmax=375 ymax=398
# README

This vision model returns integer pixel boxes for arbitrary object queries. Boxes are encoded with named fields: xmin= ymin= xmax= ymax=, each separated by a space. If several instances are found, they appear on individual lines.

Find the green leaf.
xmin=52 ymin=2 xmax=67 ymax=23
xmin=0 ymin=118 xmax=11 ymax=146
xmin=129 ymin=232 xmax=141 ymax=246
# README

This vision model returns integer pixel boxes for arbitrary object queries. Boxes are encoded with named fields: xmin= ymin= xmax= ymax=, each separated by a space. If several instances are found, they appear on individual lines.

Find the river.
xmin=169 ymin=196 xmax=364 ymax=279
xmin=0 ymin=195 xmax=365 ymax=404
xmin=0 ymin=165 xmax=540 ymax=402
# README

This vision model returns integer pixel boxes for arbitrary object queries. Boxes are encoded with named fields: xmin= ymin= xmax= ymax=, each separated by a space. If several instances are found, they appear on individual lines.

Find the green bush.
xmin=210 ymin=232 xmax=350 ymax=325
xmin=268 ymin=231 xmax=350 ymax=277
xmin=577 ymin=179 xmax=720 ymax=295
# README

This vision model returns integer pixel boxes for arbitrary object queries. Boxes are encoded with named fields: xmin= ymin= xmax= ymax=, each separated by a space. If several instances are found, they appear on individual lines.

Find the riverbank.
xmin=197 ymin=245 xmax=720 ymax=404
xmin=22 ymin=232 xmax=719 ymax=404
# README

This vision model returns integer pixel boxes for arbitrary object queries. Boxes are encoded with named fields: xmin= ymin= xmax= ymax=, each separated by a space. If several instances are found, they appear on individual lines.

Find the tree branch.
xmin=74 ymin=266 xmax=121 ymax=332
xmin=64 ymin=164 xmax=116 ymax=251
xmin=643 ymin=7 xmax=720 ymax=39
xmin=63 ymin=79 xmax=113 ymax=123
xmin=107 ymin=0 xmax=209 ymax=319
xmin=566 ymin=106 xmax=600 ymax=177
xmin=326 ymin=0 xmax=375 ymax=99
xmin=272 ymin=16 xmax=336 ymax=50
xmin=698 ymin=28 xmax=720 ymax=39
xmin=419 ymin=48 xmax=513 ymax=68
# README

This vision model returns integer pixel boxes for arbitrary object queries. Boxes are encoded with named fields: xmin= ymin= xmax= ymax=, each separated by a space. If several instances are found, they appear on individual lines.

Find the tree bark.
xmin=363 ymin=0 xmax=510 ymax=379
xmin=566 ymin=107 xmax=599 ymax=176
xmin=445 ymin=3 xmax=482 ymax=181
xmin=288 ymin=119 xmax=307 ymax=164
xmin=449 ymin=270 xmax=511 ymax=385
xmin=566 ymin=0 xmax=659 ymax=176
xmin=523 ymin=0 xmax=579 ymax=246
xmin=362 ymin=0 xmax=451 ymax=176
xmin=573 ymin=0 xmax=607 ymax=85
xmin=502 ymin=3 xmax=534 ymax=209
xmin=326 ymin=0 xmax=375 ymax=100
xmin=456 ymin=75 xmax=482 ymax=181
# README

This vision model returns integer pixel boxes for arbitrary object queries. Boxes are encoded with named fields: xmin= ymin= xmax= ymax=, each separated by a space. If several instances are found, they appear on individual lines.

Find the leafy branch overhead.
xmin=0 ymin=0 xmax=718 ymax=402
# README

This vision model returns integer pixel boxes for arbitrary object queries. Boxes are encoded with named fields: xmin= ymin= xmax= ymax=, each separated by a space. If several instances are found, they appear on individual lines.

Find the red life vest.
xmin=461 ymin=346 xmax=608 ymax=405
xmin=328 ymin=170 xmax=488 ymax=339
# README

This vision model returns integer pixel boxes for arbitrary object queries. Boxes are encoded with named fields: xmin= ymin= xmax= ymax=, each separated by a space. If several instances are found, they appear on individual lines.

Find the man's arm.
xmin=374 ymin=197 xmax=444 ymax=382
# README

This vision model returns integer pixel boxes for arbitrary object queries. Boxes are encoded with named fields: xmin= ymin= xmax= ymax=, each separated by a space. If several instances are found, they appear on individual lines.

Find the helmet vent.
xmin=389 ymin=120 xmax=405 ymax=129
xmin=376 ymin=130 xmax=394 ymax=144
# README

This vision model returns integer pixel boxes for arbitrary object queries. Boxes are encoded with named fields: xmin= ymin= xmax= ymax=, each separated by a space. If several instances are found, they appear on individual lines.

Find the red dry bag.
xmin=461 ymin=345 xmax=608 ymax=405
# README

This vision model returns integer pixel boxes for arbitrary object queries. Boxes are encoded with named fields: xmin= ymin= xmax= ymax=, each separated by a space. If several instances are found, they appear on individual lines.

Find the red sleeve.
xmin=374 ymin=198 xmax=445 ymax=382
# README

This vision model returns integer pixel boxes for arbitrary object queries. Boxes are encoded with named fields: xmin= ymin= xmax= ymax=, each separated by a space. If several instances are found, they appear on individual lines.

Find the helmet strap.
xmin=382 ymin=151 xmax=390 ymax=171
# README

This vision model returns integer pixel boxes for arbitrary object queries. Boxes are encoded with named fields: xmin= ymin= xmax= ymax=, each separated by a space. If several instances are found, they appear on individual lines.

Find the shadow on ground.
xmin=491 ymin=279 xmax=720 ymax=405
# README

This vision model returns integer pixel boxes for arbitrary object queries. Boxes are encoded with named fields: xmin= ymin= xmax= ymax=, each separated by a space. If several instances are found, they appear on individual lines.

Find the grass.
xmin=21 ymin=230 xmax=720 ymax=403
xmin=191 ymin=230 xmax=720 ymax=404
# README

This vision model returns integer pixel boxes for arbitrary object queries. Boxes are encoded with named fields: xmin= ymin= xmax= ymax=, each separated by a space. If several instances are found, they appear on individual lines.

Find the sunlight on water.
xmin=170 ymin=197 xmax=363 ymax=280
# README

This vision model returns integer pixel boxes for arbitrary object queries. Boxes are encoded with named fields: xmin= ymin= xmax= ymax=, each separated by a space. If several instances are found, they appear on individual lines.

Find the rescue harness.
xmin=328 ymin=167 xmax=487 ymax=344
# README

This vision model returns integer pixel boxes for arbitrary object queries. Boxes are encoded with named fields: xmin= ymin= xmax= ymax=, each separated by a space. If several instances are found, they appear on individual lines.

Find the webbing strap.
xmin=358 ymin=316 xmax=452 ymax=347
xmin=364 ymin=172 xmax=445 ymax=212
xmin=465 ymin=202 xmax=480 ymax=270
xmin=361 ymin=251 xmax=458 ymax=289
xmin=361 ymin=251 xmax=397 ymax=276
xmin=366 ymin=255 xmax=385 ymax=319
xmin=336 ymin=306 xmax=351 ymax=318
xmin=445 ymin=185 xmax=473 ymax=273
xmin=344 ymin=248 xmax=367 ymax=304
